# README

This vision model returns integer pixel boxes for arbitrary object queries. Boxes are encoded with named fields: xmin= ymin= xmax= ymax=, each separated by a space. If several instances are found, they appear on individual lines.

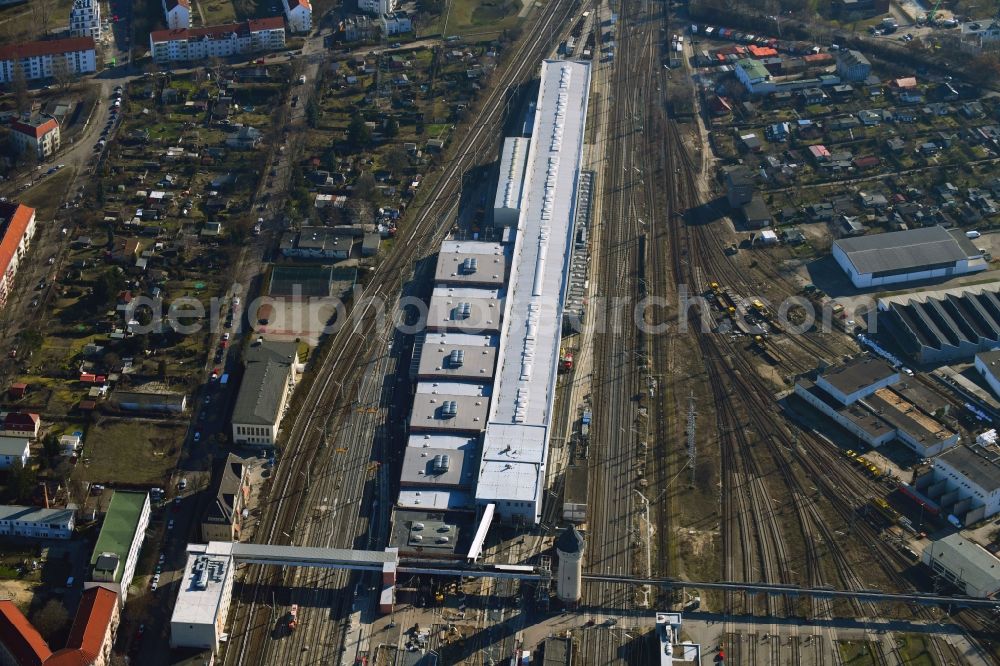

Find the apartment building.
xmin=0 ymin=203 xmax=38 ymax=311
xmin=10 ymin=117 xmax=60 ymax=160
xmin=163 ymin=0 xmax=191 ymax=29
xmin=69 ymin=0 xmax=101 ymax=39
xmin=0 ymin=37 xmax=97 ymax=83
xmin=282 ymin=0 xmax=311 ymax=33
xmin=150 ymin=18 xmax=286 ymax=63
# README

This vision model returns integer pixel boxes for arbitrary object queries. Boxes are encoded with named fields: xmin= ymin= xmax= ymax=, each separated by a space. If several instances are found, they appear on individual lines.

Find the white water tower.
xmin=555 ymin=525 xmax=585 ymax=605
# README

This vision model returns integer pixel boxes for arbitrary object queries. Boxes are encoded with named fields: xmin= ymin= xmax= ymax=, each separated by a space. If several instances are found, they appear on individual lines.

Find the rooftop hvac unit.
xmin=195 ymin=567 xmax=209 ymax=590
xmin=453 ymin=302 xmax=472 ymax=320
xmin=441 ymin=401 xmax=458 ymax=418
xmin=431 ymin=454 xmax=451 ymax=473
xmin=448 ymin=349 xmax=465 ymax=367
xmin=460 ymin=257 xmax=478 ymax=274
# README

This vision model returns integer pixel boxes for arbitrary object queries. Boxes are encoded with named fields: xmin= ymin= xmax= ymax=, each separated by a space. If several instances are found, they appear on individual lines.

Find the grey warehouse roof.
xmin=937 ymin=444 xmax=1000 ymax=493
xmin=231 ymin=341 xmax=299 ymax=426
xmin=416 ymin=339 xmax=497 ymax=380
xmin=925 ymin=533 xmax=1000 ymax=595
xmin=494 ymin=137 xmax=529 ymax=213
xmin=0 ymin=505 xmax=74 ymax=525
xmin=425 ymin=288 xmax=503 ymax=334
xmin=834 ymin=226 xmax=977 ymax=276
xmin=400 ymin=447 xmax=474 ymax=488
xmin=409 ymin=391 xmax=490 ymax=433
xmin=433 ymin=240 xmax=509 ymax=287
xmin=881 ymin=285 xmax=1000 ymax=354
xmin=819 ymin=357 xmax=897 ymax=396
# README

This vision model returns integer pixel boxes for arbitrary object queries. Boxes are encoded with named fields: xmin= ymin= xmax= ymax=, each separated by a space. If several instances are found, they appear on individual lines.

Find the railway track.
xmin=643 ymin=18 xmax=994 ymax=666
xmin=220 ymin=0 xmax=583 ymax=660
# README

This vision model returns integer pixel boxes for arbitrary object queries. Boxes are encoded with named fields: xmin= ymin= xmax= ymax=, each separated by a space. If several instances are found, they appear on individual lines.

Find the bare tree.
xmin=51 ymin=56 xmax=74 ymax=92
xmin=32 ymin=599 xmax=69 ymax=643
xmin=31 ymin=0 xmax=52 ymax=38
xmin=12 ymin=62 xmax=29 ymax=116
xmin=383 ymin=146 xmax=409 ymax=177
xmin=353 ymin=171 xmax=376 ymax=202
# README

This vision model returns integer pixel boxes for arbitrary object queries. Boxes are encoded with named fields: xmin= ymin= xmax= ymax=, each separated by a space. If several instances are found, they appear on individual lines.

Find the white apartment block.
xmin=0 ymin=505 xmax=75 ymax=539
xmin=0 ymin=37 xmax=97 ymax=83
xmin=282 ymin=0 xmax=312 ymax=33
xmin=381 ymin=11 xmax=412 ymax=35
xmin=358 ymin=0 xmax=395 ymax=15
xmin=163 ymin=0 xmax=191 ymax=29
xmin=10 ymin=117 xmax=60 ymax=160
xmin=150 ymin=18 xmax=286 ymax=63
xmin=69 ymin=0 xmax=101 ymax=39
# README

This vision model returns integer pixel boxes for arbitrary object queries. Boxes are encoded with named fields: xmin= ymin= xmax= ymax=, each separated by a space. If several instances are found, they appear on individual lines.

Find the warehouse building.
xmin=169 ymin=543 xmax=235 ymax=652
xmin=795 ymin=356 xmax=958 ymax=456
xmin=878 ymin=283 xmax=1000 ymax=364
xmin=425 ymin=287 xmax=503 ymax=334
xmin=393 ymin=60 xmax=591 ymax=539
xmin=411 ymin=332 xmax=498 ymax=382
xmin=409 ymin=382 xmax=490 ymax=434
xmin=433 ymin=240 xmax=509 ymax=288
xmin=922 ymin=533 xmax=1000 ymax=598
xmin=832 ymin=226 xmax=986 ymax=289
xmin=231 ymin=339 xmax=303 ymax=448
xmin=493 ymin=137 xmax=529 ymax=227
xmin=88 ymin=491 xmax=150 ymax=603
xmin=975 ymin=349 xmax=1000 ymax=399
xmin=924 ymin=439 xmax=1000 ymax=524
xmin=400 ymin=447 xmax=474 ymax=490
xmin=476 ymin=60 xmax=592 ymax=524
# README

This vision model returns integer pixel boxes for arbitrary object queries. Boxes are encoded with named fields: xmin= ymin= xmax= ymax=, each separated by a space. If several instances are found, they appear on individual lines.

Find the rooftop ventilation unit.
xmin=441 ymin=401 xmax=458 ymax=418
xmin=453 ymin=302 xmax=472 ymax=320
xmin=431 ymin=454 xmax=452 ymax=473
xmin=448 ymin=349 xmax=465 ymax=367
xmin=460 ymin=257 xmax=479 ymax=274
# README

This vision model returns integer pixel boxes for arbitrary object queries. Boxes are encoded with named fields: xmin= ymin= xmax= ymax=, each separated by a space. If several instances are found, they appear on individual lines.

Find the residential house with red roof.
xmin=0 ymin=37 xmax=97 ymax=83
xmin=0 ymin=203 xmax=37 ymax=310
xmin=282 ymin=0 xmax=312 ymax=33
xmin=0 ymin=585 xmax=120 ymax=666
xmin=3 ymin=412 xmax=40 ymax=439
xmin=162 ymin=0 xmax=191 ymax=29
xmin=150 ymin=17 xmax=286 ymax=64
xmin=10 ymin=117 xmax=60 ymax=161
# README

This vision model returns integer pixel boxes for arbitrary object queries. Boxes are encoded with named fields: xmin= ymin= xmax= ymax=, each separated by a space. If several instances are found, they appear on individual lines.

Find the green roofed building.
xmin=735 ymin=58 xmax=773 ymax=94
xmin=88 ymin=490 xmax=150 ymax=603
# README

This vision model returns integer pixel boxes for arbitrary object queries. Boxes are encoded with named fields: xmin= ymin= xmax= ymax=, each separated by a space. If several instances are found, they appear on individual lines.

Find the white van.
xmin=966 ymin=230 xmax=982 ymax=239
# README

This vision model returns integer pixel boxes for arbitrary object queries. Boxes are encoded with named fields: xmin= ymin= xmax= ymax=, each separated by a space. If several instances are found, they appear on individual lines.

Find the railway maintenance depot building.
xmin=832 ymin=225 xmax=987 ymax=289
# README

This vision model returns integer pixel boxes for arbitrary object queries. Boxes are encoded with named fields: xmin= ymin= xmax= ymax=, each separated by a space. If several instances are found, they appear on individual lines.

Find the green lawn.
xmin=894 ymin=635 xmax=936 ymax=666
xmin=198 ymin=0 xmax=237 ymax=26
xmin=428 ymin=0 xmax=528 ymax=38
xmin=74 ymin=420 xmax=186 ymax=485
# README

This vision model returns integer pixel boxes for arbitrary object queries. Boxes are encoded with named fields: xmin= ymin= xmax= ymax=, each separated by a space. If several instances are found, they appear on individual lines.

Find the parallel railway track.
xmin=221 ymin=0 xmax=582 ymax=660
